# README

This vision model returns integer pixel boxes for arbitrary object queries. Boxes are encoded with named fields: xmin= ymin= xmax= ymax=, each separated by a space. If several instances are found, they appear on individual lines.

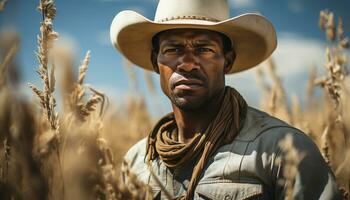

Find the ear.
xmin=223 ymin=49 xmax=235 ymax=74
xmin=151 ymin=50 xmax=160 ymax=74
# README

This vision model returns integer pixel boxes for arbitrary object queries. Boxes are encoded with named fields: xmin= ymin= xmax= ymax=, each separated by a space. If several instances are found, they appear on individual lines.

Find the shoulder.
xmin=237 ymin=106 xmax=320 ymax=154
xmin=237 ymin=106 xmax=304 ymax=141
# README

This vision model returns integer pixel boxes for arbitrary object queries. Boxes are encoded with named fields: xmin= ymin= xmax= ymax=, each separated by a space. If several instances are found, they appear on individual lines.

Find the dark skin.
xmin=152 ymin=29 xmax=235 ymax=143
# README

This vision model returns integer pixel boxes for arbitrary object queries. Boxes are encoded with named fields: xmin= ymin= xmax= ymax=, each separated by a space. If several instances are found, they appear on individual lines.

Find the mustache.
xmin=170 ymin=71 xmax=207 ymax=88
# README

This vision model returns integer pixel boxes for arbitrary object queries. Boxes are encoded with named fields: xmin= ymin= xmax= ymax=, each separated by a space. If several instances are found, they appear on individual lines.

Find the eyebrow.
xmin=193 ymin=40 xmax=218 ymax=46
xmin=160 ymin=40 xmax=218 ymax=47
xmin=160 ymin=40 xmax=183 ymax=47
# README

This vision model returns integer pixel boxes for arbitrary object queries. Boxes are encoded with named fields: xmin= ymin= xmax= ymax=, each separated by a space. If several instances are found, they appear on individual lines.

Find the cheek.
xmin=158 ymin=54 xmax=178 ymax=70
xmin=203 ymin=58 xmax=226 ymax=91
xmin=208 ymin=69 xmax=225 ymax=89
xmin=158 ymin=63 xmax=172 ymax=96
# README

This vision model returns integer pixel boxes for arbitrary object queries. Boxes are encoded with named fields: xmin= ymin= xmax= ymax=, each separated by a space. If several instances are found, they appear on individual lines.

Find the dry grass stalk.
xmin=78 ymin=51 xmax=90 ymax=85
xmin=0 ymin=39 xmax=19 ymax=88
xmin=30 ymin=2 xmax=149 ymax=198
xmin=256 ymin=10 xmax=350 ymax=198
xmin=267 ymin=59 xmax=290 ymax=121
xmin=335 ymin=148 xmax=350 ymax=199
xmin=86 ymin=136 xmax=153 ymax=200
xmin=319 ymin=10 xmax=335 ymax=41
xmin=144 ymin=71 xmax=156 ymax=94
xmin=66 ymin=51 xmax=104 ymax=121
xmin=27 ymin=1 xmax=66 ymax=198
xmin=0 ymin=91 xmax=49 ymax=199
xmin=1 ymin=138 xmax=10 ymax=183
xmin=320 ymin=126 xmax=331 ymax=165
xmin=120 ymin=161 xmax=153 ymax=200
xmin=254 ymin=67 xmax=271 ymax=112
xmin=0 ymin=0 xmax=155 ymax=199
xmin=0 ymin=30 xmax=48 ymax=200
xmin=305 ymin=66 xmax=317 ymax=108
xmin=49 ymin=47 xmax=150 ymax=199
xmin=316 ymin=9 xmax=349 ymax=155
xmin=255 ymin=66 xmax=273 ymax=121
xmin=290 ymin=94 xmax=306 ymax=131
xmin=0 ymin=0 xmax=8 ymax=11
xmin=337 ymin=17 xmax=350 ymax=49
xmin=276 ymin=134 xmax=304 ymax=200
xmin=256 ymin=58 xmax=292 ymax=124
xmin=29 ymin=0 xmax=60 ymax=155
xmin=314 ymin=47 xmax=344 ymax=107
xmin=123 ymin=59 xmax=139 ymax=91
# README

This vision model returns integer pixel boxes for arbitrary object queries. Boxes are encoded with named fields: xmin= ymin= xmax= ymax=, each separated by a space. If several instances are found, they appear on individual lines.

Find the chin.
xmin=172 ymin=96 xmax=209 ymax=111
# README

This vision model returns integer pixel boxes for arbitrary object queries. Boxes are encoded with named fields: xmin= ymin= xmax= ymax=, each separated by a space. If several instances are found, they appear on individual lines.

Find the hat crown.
xmin=154 ymin=0 xmax=229 ymax=22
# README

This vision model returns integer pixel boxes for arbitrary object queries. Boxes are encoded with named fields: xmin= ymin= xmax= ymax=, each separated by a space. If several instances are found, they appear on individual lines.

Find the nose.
xmin=177 ymin=50 xmax=200 ymax=72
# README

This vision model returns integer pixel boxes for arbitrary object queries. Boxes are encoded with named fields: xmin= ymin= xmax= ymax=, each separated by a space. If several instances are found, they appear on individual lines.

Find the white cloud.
xmin=229 ymin=0 xmax=256 ymax=9
xmin=54 ymin=31 xmax=81 ymax=56
xmin=271 ymin=32 xmax=326 ymax=76
xmin=226 ymin=32 xmax=330 ymax=106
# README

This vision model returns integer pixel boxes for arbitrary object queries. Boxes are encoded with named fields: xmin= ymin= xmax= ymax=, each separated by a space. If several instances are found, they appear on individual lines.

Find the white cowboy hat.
xmin=110 ymin=0 xmax=277 ymax=74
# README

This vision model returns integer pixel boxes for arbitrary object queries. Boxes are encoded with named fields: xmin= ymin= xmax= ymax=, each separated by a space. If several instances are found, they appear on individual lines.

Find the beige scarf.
xmin=146 ymin=87 xmax=247 ymax=200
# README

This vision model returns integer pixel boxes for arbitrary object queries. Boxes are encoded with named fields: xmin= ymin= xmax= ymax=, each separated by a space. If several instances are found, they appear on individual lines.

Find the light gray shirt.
xmin=123 ymin=107 xmax=342 ymax=200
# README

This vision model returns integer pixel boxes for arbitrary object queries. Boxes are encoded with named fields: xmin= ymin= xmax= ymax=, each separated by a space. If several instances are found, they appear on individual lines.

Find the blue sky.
xmin=1 ymin=0 xmax=349 ymax=116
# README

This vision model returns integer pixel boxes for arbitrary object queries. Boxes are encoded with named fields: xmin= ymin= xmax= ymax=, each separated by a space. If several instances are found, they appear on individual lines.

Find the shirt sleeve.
xmin=272 ymin=131 xmax=343 ymax=200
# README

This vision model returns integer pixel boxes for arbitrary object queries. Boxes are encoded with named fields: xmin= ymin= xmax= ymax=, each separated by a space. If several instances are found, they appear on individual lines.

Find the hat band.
xmin=156 ymin=15 xmax=220 ymax=23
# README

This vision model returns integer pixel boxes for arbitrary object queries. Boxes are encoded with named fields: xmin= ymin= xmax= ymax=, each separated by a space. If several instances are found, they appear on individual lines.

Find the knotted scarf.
xmin=145 ymin=86 xmax=248 ymax=200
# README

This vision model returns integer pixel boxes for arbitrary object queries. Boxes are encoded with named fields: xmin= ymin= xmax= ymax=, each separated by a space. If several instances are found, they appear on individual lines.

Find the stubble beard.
xmin=169 ymin=91 xmax=211 ymax=111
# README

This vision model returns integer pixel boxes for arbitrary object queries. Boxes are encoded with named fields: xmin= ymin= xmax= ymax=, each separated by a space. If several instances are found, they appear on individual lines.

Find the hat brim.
xmin=110 ymin=10 xmax=277 ymax=74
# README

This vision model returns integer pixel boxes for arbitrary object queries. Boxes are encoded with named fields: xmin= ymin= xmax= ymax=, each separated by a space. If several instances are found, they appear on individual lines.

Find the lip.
xmin=174 ymin=78 xmax=204 ymax=90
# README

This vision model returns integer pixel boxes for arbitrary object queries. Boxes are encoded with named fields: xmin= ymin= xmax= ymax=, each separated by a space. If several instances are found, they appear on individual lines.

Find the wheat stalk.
xmin=144 ymin=71 xmax=156 ymax=94
xmin=0 ymin=32 xmax=19 ymax=88
xmin=0 ymin=31 xmax=48 ymax=198
xmin=29 ymin=0 xmax=60 ymax=146
xmin=0 ymin=0 xmax=8 ymax=11
xmin=277 ymin=134 xmax=304 ymax=200
xmin=1 ymin=139 xmax=10 ymax=183
xmin=27 ymin=0 xmax=67 ymax=198
xmin=0 ymin=43 xmax=19 ymax=87
xmin=123 ymin=59 xmax=139 ymax=91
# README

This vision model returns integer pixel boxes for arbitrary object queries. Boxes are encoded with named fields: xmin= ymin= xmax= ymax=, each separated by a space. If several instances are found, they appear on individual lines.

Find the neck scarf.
xmin=146 ymin=86 xmax=247 ymax=200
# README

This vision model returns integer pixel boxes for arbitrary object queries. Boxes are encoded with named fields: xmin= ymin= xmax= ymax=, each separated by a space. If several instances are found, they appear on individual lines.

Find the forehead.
xmin=158 ymin=29 xmax=224 ymax=45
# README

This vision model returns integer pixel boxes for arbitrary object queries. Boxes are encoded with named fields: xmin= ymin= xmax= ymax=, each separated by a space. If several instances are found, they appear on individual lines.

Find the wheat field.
xmin=0 ymin=0 xmax=349 ymax=199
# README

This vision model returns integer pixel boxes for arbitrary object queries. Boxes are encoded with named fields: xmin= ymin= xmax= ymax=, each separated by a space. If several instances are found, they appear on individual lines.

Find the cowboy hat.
xmin=110 ymin=0 xmax=277 ymax=74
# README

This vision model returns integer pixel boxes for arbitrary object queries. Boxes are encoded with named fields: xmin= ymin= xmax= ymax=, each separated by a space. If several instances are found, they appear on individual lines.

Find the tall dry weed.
xmin=0 ymin=29 xmax=48 ymax=199
xmin=276 ymin=134 xmax=305 ymax=200
xmin=257 ymin=10 xmax=350 ymax=198
xmin=1 ymin=0 xmax=152 ymax=199
xmin=0 ymin=0 xmax=8 ymax=11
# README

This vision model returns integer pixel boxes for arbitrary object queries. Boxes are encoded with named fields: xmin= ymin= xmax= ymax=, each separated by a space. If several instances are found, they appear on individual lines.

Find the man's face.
xmin=155 ymin=29 xmax=233 ymax=110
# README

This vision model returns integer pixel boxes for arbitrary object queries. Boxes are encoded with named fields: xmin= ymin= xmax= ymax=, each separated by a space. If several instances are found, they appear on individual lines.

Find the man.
xmin=110 ymin=0 xmax=341 ymax=199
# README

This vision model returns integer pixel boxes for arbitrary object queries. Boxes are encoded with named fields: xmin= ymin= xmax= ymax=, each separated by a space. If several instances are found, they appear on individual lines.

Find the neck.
xmin=172 ymin=88 xmax=226 ymax=143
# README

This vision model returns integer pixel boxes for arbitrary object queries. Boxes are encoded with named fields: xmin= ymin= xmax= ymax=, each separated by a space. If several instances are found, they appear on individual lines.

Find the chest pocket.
xmin=194 ymin=182 xmax=263 ymax=200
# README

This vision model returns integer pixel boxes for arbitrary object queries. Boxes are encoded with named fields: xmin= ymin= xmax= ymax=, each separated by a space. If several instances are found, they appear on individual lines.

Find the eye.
xmin=163 ymin=47 xmax=182 ymax=54
xmin=197 ymin=47 xmax=214 ymax=53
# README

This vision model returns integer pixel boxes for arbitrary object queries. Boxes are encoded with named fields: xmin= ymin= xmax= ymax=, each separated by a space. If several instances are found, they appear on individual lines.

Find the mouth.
xmin=174 ymin=78 xmax=204 ymax=90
